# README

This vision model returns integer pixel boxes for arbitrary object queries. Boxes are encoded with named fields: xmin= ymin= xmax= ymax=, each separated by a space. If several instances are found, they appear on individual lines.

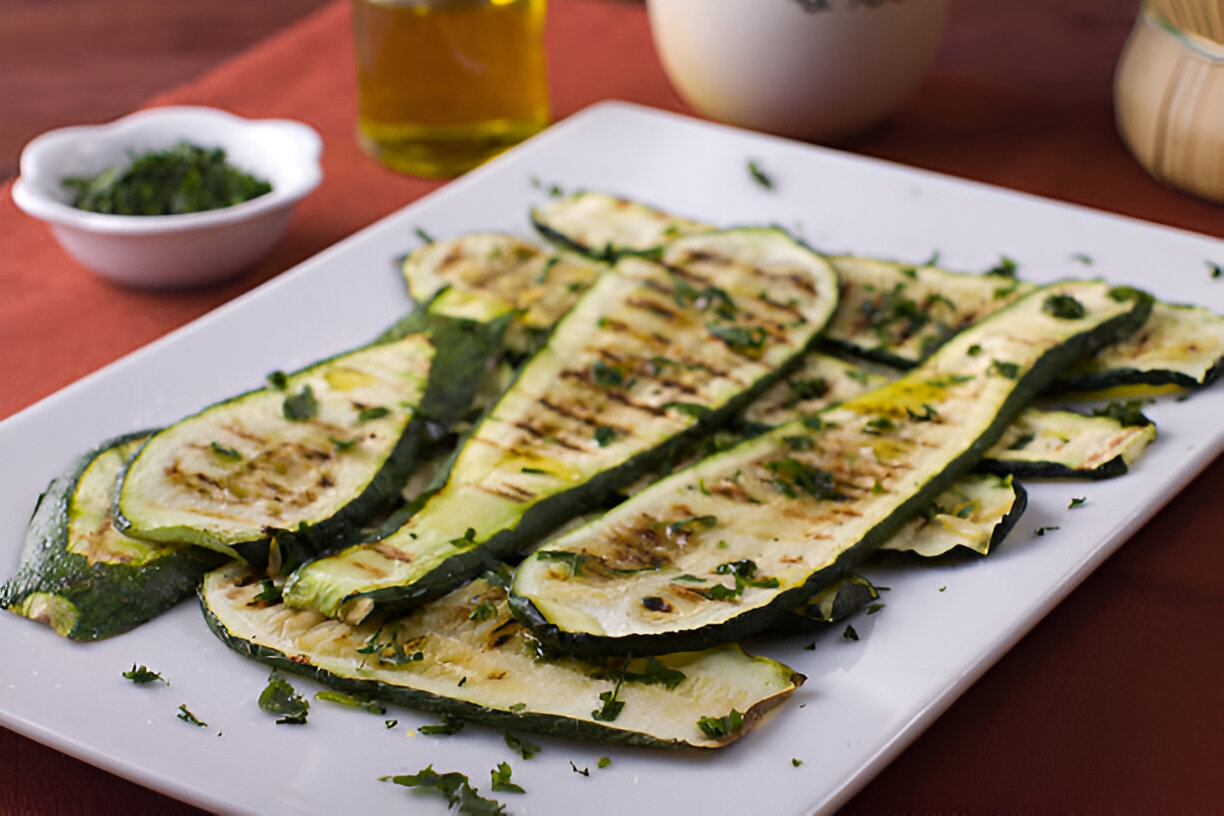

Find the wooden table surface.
xmin=2 ymin=1 xmax=1222 ymax=814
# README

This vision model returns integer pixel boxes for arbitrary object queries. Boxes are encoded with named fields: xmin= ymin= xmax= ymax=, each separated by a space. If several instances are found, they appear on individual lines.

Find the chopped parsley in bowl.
xmin=12 ymin=106 xmax=322 ymax=288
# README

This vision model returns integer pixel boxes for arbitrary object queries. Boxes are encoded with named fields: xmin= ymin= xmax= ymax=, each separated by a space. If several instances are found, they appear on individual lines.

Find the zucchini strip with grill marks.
xmin=531 ymin=190 xmax=1224 ymax=390
xmin=401 ymin=233 xmax=604 ymax=356
xmin=283 ymin=228 xmax=840 ymax=623
xmin=400 ymin=234 xmax=1156 ymax=481
xmin=116 ymin=300 xmax=512 ymax=567
xmin=203 ymin=561 xmax=802 ymax=748
xmin=509 ymin=281 xmax=1152 ymax=656
xmin=1 ymin=432 xmax=227 ymax=640
xmin=751 ymin=353 xmax=1159 ymax=480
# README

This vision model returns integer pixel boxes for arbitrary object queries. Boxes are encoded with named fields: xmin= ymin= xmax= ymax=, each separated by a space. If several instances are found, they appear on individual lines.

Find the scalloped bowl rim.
xmin=11 ymin=106 xmax=323 ymax=235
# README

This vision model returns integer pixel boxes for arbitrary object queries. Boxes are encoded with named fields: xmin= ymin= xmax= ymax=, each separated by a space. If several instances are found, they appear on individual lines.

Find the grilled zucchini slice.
xmin=203 ymin=562 xmax=802 ymax=748
xmin=116 ymin=307 xmax=509 ymax=566
xmin=1 ymin=432 xmax=227 ymax=640
xmin=284 ymin=228 xmax=840 ymax=623
xmin=401 ymin=233 xmax=603 ymax=356
xmin=981 ymin=406 xmax=1156 ymax=479
xmin=531 ymin=190 xmax=1224 ymax=390
xmin=510 ymin=282 xmax=1152 ymax=656
xmin=881 ymin=473 xmax=1026 ymax=556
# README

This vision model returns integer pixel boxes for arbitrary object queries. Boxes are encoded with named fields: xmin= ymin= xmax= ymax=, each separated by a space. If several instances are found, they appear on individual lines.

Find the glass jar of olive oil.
xmin=351 ymin=0 xmax=550 ymax=178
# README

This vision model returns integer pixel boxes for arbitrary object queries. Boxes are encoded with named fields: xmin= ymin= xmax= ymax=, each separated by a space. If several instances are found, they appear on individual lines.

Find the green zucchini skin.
xmin=509 ymin=282 xmax=1152 ymax=657
xmin=115 ymin=306 xmax=509 ymax=569
xmin=1 ymin=432 xmax=226 ymax=640
xmin=201 ymin=562 xmax=802 ymax=748
xmin=283 ymin=228 xmax=841 ymax=623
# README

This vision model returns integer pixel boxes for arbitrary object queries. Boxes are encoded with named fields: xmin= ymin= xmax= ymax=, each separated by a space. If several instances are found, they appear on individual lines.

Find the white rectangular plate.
xmin=3 ymin=102 xmax=1223 ymax=816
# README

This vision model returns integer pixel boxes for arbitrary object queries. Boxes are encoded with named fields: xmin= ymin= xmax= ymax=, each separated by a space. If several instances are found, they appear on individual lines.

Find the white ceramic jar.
xmin=646 ymin=0 xmax=949 ymax=142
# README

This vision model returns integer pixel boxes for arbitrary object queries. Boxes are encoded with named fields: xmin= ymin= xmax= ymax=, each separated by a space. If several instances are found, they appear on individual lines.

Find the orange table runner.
xmin=2 ymin=1 xmax=1221 ymax=814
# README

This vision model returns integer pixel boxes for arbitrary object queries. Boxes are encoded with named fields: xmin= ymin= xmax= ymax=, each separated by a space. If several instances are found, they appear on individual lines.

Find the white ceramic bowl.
xmin=11 ymin=106 xmax=323 ymax=288
xmin=647 ymin=0 xmax=949 ymax=143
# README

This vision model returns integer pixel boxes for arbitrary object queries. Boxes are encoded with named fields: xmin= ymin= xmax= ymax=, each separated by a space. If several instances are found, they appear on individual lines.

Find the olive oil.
xmin=351 ymin=0 xmax=549 ymax=178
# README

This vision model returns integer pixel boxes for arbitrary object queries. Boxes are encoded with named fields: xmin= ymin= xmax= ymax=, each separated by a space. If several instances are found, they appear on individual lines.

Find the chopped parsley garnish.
xmin=591 ymin=360 xmax=625 ymax=388
xmin=259 ymin=670 xmax=309 ymax=724
xmin=792 ymin=757 xmax=804 ymax=767
xmin=673 ymin=279 xmax=738 ymax=319
xmin=985 ymin=256 xmax=1018 ymax=277
xmin=591 ymin=676 xmax=625 ymax=722
xmin=598 ymin=756 xmax=612 ymax=769
xmin=747 ymin=159 xmax=774 ymax=189
xmin=1071 ymin=252 xmax=1094 ymax=265
xmin=490 ymin=762 xmax=525 ymax=794
xmin=766 ymin=457 xmax=843 ymax=500
xmin=504 ymin=732 xmax=541 ymax=759
xmin=842 ymin=624 xmax=860 ymax=641
xmin=63 ymin=141 xmax=271 ymax=215
xmin=535 ymin=549 xmax=591 ymax=576
xmin=282 ymin=385 xmax=318 ymax=421
xmin=314 ymin=690 xmax=386 ymax=714
xmin=662 ymin=515 xmax=718 ymax=537
xmin=570 ymin=761 xmax=590 ymax=776
xmin=382 ymin=766 xmax=506 ymax=815
xmin=708 ymin=323 xmax=768 ymax=352
xmin=906 ymin=403 xmax=938 ymax=421
xmin=209 ymin=441 xmax=241 ymax=461
xmin=1209 ymin=260 xmax=1223 ymax=279
xmin=1091 ymin=400 xmax=1151 ymax=427
xmin=696 ymin=709 xmax=743 ymax=740
xmin=699 ymin=559 xmax=779 ymax=600
xmin=468 ymin=600 xmax=498 ymax=621
xmin=266 ymin=370 xmax=289 ymax=390
xmin=252 ymin=578 xmax=282 ymax=604
xmin=414 ymin=226 xmax=435 ymax=244
xmin=863 ymin=416 xmax=895 ymax=435
xmin=385 ymin=719 xmax=398 ymax=728
xmin=356 ymin=624 xmax=425 ymax=666
xmin=867 ymin=602 xmax=886 ymax=615
xmin=419 ymin=715 xmax=466 ymax=736
xmin=122 ymin=664 xmax=166 ymax=685
xmin=989 ymin=359 xmax=1020 ymax=379
xmin=1042 ymin=293 xmax=1086 ymax=320
xmin=357 ymin=405 xmax=390 ymax=422
xmin=329 ymin=435 xmax=358 ymax=451
xmin=787 ymin=376 xmax=830 ymax=400
xmin=783 ymin=434 xmax=815 ymax=450
xmin=1068 ymin=496 xmax=1087 ymax=509
xmin=663 ymin=401 xmax=710 ymax=419
xmin=449 ymin=527 xmax=478 ymax=548
xmin=1035 ymin=526 xmax=1060 ymax=537
xmin=594 ymin=425 xmax=618 ymax=447
xmin=177 ymin=704 xmax=207 ymax=727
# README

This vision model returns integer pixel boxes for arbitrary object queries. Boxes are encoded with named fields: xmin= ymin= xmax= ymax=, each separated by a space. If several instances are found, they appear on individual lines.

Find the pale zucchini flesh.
xmin=881 ymin=473 xmax=1026 ymax=557
xmin=284 ymin=228 xmax=841 ymax=623
xmin=509 ymin=282 xmax=1151 ymax=655
xmin=202 ymin=562 xmax=802 ymax=748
